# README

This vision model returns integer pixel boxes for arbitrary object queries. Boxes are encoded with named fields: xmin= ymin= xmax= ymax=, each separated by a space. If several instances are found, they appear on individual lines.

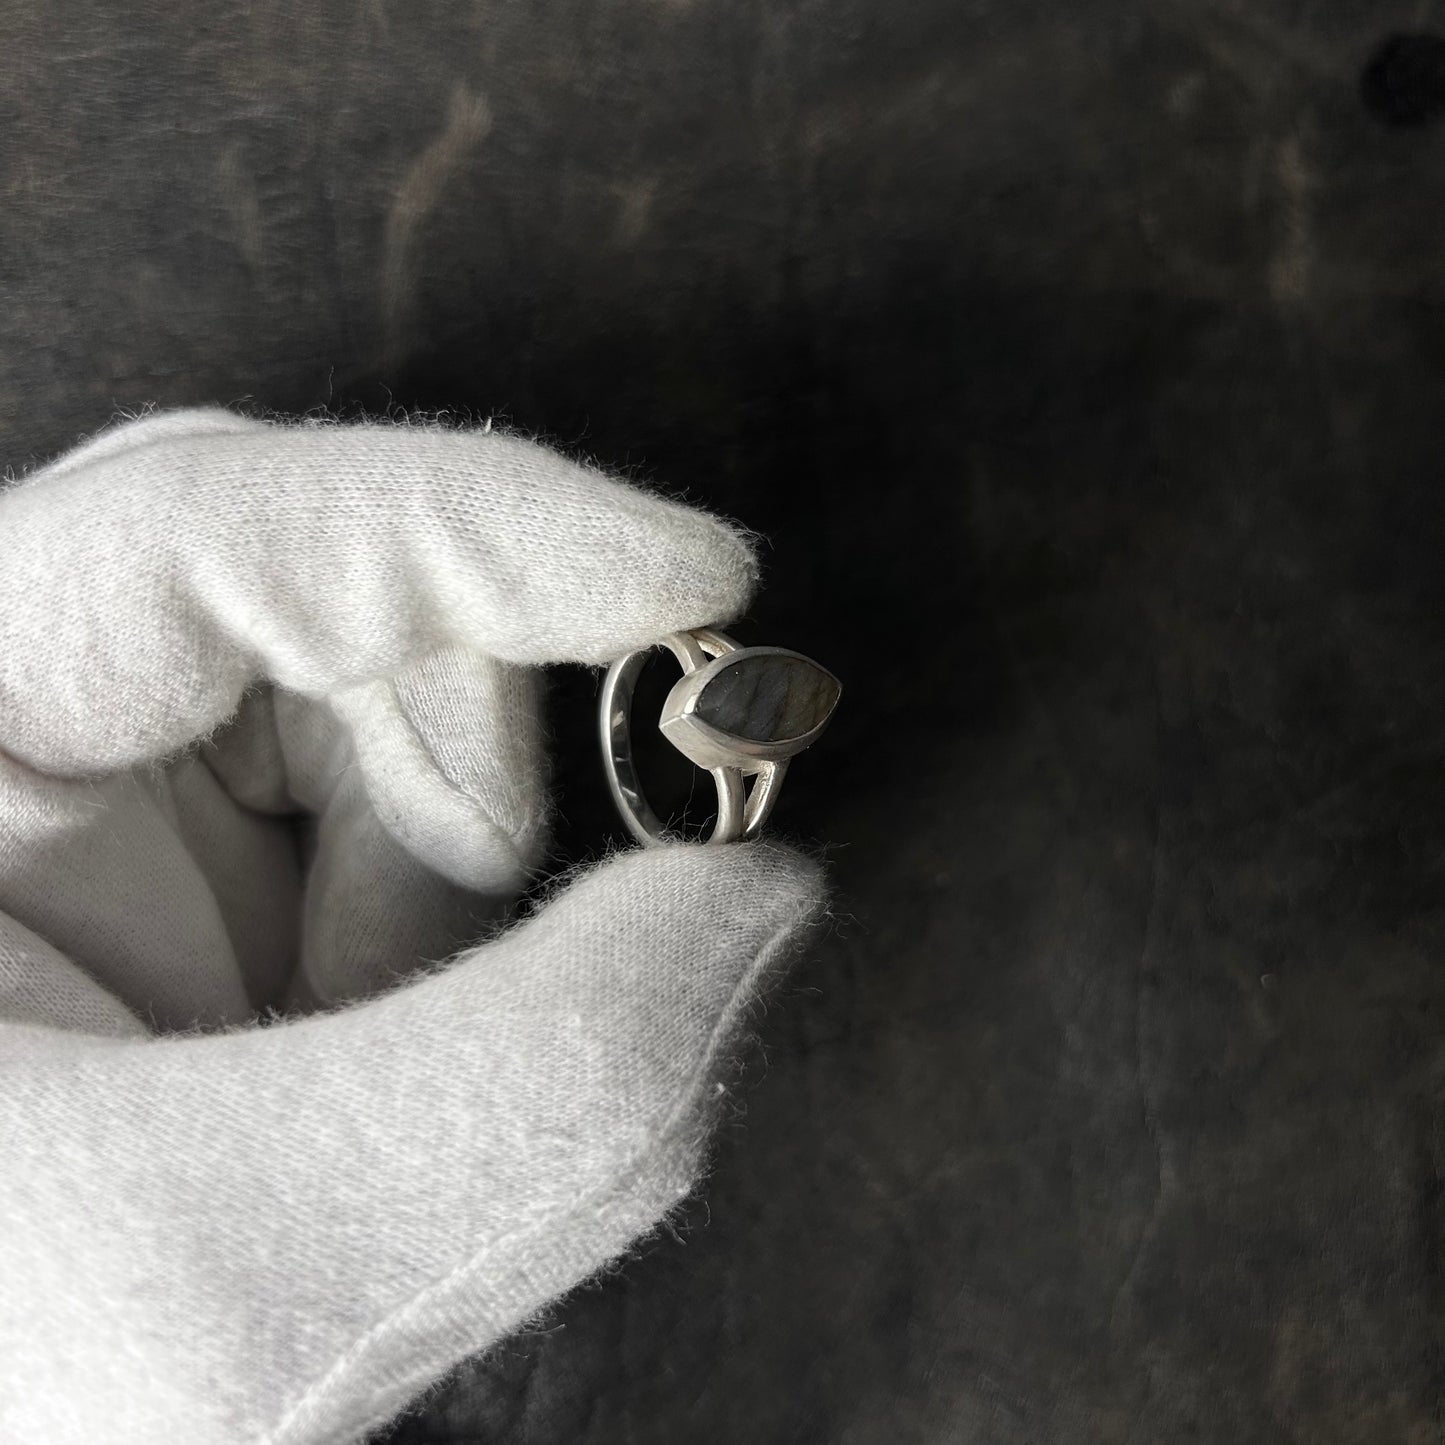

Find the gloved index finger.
xmin=0 ymin=410 xmax=758 ymax=775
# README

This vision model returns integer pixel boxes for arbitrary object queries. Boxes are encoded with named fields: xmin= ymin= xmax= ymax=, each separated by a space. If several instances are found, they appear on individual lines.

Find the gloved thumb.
xmin=0 ymin=841 xmax=825 ymax=1445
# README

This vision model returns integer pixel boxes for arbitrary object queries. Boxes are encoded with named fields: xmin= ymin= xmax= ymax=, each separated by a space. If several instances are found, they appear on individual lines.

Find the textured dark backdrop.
xmin=4 ymin=4 xmax=1444 ymax=1441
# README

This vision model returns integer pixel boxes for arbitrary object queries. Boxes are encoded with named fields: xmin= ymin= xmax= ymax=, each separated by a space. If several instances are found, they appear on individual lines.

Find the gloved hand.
xmin=0 ymin=409 xmax=824 ymax=1445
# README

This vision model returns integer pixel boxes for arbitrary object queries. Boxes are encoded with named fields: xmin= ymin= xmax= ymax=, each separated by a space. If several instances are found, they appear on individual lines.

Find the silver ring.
xmin=599 ymin=627 xmax=841 ymax=846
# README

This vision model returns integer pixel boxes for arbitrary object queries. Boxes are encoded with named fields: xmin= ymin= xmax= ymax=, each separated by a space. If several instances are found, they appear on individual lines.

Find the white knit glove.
xmin=0 ymin=409 xmax=824 ymax=1445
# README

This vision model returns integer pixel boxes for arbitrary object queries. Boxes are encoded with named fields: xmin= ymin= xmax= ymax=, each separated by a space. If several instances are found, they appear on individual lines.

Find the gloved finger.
xmin=0 ymin=657 xmax=524 ymax=1033
xmin=0 ymin=907 xmax=147 ymax=1038
xmin=0 ymin=750 xmax=274 ymax=1030
xmin=0 ymin=408 xmax=758 ymax=776
xmin=200 ymin=652 xmax=548 ymax=886
xmin=326 ymin=647 xmax=548 ymax=890
xmin=295 ymin=650 xmax=545 ymax=1003
xmin=0 ymin=841 xmax=825 ymax=1445
xmin=286 ymin=763 xmax=512 ymax=1010
xmin=161 ymin=752 xmax=303 ymax=1016
xmin=27 ymin=404 xmax=260 ymax=480
xmin=198 ymin=649 xmax=544 ymax=1005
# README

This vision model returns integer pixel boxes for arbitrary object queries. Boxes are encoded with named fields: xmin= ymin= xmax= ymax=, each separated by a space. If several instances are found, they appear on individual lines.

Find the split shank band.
xmin=599 ymin=626 xmax=841 ymax=846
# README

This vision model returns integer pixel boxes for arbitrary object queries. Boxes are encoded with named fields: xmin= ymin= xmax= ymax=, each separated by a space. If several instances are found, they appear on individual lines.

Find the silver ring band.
xmin=599 ymin=626 xmax=840 ymax=847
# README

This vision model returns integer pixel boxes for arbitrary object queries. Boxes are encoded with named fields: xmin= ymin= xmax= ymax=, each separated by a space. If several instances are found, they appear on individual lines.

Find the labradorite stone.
xmin=695 ymin=652 xmax=840 ymax=745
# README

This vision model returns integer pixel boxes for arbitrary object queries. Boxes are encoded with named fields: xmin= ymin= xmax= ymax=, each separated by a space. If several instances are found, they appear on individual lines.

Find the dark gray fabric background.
xmin=4 ymin=4 xmax=1444 ymax=1441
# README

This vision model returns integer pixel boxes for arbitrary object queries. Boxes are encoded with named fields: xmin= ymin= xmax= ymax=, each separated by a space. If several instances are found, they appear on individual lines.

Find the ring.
xmin=599 ymin=627 xmax=841 ymax=846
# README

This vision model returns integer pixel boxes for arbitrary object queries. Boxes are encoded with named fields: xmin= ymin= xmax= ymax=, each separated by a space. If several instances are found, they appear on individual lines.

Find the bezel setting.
xmin=659 ymin=646 xmax=842 ymax=773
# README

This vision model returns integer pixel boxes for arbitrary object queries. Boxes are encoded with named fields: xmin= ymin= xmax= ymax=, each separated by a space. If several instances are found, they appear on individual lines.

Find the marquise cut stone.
xmin=694 ymin=651 xmax=840 ymax=746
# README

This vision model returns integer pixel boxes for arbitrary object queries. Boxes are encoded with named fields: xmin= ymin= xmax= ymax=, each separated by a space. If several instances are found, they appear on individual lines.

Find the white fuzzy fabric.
xmin=0 ymin=410 xmax=825 ymax=1443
